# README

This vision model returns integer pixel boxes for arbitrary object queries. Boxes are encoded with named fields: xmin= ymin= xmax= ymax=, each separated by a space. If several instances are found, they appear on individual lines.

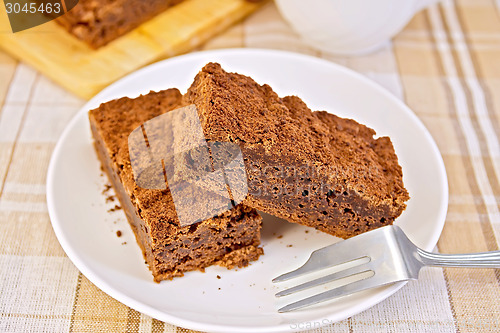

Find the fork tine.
xmin=272 ymin=234 xmax=375 ymax=282
xmin=275 ymin=259 xmax=371 ymax=297
xmin=278 ymin=274 xmax=401 ymax=313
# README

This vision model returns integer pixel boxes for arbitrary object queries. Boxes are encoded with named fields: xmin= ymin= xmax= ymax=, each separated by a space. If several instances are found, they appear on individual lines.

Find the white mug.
xmin=274 ymin=0 xmax=439 ymax=55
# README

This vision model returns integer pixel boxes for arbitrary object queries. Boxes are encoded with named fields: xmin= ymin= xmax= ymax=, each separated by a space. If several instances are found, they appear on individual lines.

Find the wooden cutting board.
xmin=0 ymin=0 xmax=263 ymax=99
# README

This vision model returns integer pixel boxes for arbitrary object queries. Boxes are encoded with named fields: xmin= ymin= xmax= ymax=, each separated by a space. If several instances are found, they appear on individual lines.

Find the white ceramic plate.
xmin=47 ymin=49 xmax=448 ymax=333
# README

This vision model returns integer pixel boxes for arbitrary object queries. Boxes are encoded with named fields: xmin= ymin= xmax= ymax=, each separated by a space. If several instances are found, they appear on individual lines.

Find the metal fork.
xmin=273 ymin=225 xmax=500 ymax=312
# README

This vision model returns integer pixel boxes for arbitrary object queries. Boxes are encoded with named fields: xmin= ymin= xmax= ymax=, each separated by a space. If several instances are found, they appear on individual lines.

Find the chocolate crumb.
xmin=305 ymin=230 xmax=309 ymax=234
xmin=106 ymin=195 xmax=115 ymax=203
xmin=102 ymin=183 xmax=112 ymax=194
xmin=218 ymin=288 xmax=221 ymax=290
xmin=216 ymin=275 xmax=221 ymax=279
xmin=286 ymin=244 xmax=293 ymax=248
xmin=116 ymin=230 xmax=122 ymax=237
xmin=277 ymin=235 xmax=283 ymax=239
xmin=108 ymin=204 xmax=121 ymax=212
xmin=122 ymin=242 xmax=127 ymax=245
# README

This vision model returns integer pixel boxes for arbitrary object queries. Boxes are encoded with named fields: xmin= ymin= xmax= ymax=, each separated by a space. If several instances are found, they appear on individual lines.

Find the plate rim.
xmin=46 ymin=48 xmax=449 ymax=333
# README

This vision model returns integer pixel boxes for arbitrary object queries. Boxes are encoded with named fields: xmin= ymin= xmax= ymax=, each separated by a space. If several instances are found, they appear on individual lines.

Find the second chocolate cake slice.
xmin=185 ymin=63 xmax=409 ymax=239
xmin=89 ymin=88 xmax=263 ymax=282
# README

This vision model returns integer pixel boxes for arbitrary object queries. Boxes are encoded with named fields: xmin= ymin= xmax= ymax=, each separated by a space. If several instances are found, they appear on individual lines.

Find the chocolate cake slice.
xmin=185 ymin=63 xmax=409 ymax=239
xmin=56 ymin=0 xmax=183 ymax=48
xmin=89 ymin=88 xmax=263 ymax=282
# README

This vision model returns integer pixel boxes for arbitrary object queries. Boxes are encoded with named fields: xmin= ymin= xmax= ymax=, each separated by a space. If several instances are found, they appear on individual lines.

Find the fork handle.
xmin=417 ymin=248 xmax=500 ymax=268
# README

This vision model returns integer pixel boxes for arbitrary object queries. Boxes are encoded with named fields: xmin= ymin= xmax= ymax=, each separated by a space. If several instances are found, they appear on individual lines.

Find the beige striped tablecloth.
xmin=1 ymin=0 xmax=499 ymax=331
